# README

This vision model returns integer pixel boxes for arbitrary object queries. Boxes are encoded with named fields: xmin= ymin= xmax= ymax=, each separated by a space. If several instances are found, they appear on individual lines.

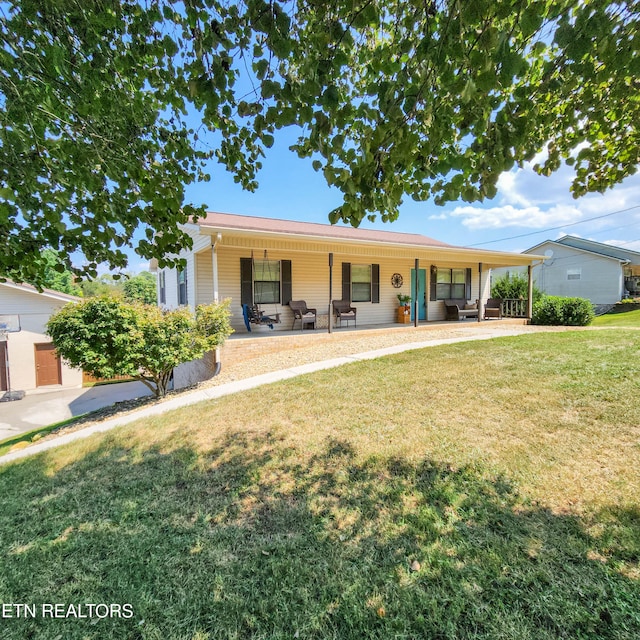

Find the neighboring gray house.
xmin=495 ymin=235 xmax=640 ymax=306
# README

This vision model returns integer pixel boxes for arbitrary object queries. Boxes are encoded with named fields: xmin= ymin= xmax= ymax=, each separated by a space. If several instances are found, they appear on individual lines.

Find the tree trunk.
xmin=155 ymin=371 xmax=173 ymax=398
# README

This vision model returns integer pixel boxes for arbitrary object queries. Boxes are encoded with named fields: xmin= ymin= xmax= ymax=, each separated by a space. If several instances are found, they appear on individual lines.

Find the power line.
xmin=468 ymin=204 xmax=640 ymax=247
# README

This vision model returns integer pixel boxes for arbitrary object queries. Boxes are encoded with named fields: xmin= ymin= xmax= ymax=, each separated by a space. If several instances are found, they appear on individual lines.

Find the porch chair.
xmin=288 ymin=300 xmax=317 ymax=330
xmin=242 ymin=304 xmax=281 ymax=331
xmin=332 ymin=299 xmax=357 ymax=328
xmin=483 ymin=298 xmax=503 ymax=320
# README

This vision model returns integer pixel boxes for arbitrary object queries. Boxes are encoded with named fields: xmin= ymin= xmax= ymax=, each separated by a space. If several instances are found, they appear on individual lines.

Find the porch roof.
xmin=193 ymin=211 xmax=542 ymax=268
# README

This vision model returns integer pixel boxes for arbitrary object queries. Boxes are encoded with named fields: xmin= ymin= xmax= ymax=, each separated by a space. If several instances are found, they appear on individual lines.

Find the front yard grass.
xmin=1 ymin=330 xmax=639 ymax=639
xmin=593 ymin=307 xmax=640 ymax=327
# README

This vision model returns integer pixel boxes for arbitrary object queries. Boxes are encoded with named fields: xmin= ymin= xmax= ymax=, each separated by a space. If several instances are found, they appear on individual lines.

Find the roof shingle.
xmin=197 ymin=211 xmax=453 ymax=248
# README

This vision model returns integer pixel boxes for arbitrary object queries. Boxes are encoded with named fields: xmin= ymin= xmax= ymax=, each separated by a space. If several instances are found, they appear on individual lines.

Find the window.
xmin=253 ymin=260 xmax=281 ymax=304
xmin=341 ymin=263 xmax=380 ymax=303
xmin=178 ymin=268 xmax=188 ymax=305
xmin=351 ymin=264 xmax=372 ymax=302
xmin=240 ymin=258 xmax=292 ymax=307
xmin=436 ymin=267 xmax=466 ymax=299
xmin=159 ymin=270 xmax=166 ymax=305
xmin=567 ymin=268 xmax=581 ymax=280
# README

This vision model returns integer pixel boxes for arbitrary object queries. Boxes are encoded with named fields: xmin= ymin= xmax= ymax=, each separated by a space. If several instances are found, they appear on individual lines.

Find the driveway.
xmin=0 ymin=381 xmax=152 ymax=441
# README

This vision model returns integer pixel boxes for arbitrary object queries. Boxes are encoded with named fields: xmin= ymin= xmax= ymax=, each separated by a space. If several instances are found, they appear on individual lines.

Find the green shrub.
xmin=531 ymin=296 xmax=594 ymax=326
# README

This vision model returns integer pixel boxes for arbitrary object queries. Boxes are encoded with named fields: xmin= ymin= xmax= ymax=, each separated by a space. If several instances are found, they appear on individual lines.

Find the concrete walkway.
xmin=0 ymin=325 xmax=537 ymax=466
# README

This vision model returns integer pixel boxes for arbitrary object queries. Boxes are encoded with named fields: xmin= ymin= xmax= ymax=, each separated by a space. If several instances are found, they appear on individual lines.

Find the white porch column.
xmin=212 ymin=233 xmax=221 ymax=303
xmin=477 ymin=262 xmax=483 ymax=322
xmin=527 ymin=264 xmax=534 ymax=320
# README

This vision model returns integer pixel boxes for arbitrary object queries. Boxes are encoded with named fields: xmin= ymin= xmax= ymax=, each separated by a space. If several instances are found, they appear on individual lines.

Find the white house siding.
xmin=156 ymin=224 xmax=208 ymax=310
xmin=0 ymin=284 xmax=83 ymax=393
xmin=527 ymin=242 xmax=623 ymax=304
xmin=158 ymin=266 xmax=180 ymax=309
xmin=195 ymin=250 xmax=214 ymax=304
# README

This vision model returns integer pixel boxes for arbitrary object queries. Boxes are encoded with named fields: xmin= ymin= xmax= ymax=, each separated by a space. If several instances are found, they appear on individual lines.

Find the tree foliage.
xmin=122 ymin=271 xmax=157 ymax=305
xmin=78 ymin=274 xmax=124 ymax=298
xmin=46 ymin=297 xmax=233 ymax=397
xmin=40 ymin=249 xmax=83 ymax=296
xmin=491 ymin=272 xmax=542 ymax=303
xmin=2 ymin=0 xmax=638 ymax=287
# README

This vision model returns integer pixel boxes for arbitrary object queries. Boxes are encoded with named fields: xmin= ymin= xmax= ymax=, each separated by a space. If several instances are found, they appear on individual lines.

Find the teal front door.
xmin=410 ymin=269 xmax=427 ymax=321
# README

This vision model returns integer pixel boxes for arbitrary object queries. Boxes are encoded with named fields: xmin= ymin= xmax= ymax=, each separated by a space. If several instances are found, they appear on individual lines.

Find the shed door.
xmin=0 ymin=341 xmax=7 ymax=391
xmin=35 ymin=343 xmax=62 ymax=387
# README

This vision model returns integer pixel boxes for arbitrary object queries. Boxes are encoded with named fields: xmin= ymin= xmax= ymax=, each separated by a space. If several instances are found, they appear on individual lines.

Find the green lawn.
xmin=593 ymin=307 xmax=640 ymax=327
xmin=1 ymin=330 xmax=639 ymax=639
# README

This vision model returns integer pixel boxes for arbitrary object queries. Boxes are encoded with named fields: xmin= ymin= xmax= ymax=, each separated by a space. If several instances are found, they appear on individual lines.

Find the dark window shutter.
xmin=240 ymin=258 xmax=253 ymax=306
xmin=430 ymin=265 xmax=437 ymax=301
xmin=159 ymin=271 xmax=166 ymax=304
xmin=465 ymin=268 xmax=472 ymax=300
xmin=177 ymin=268 xmax=188 ymax=305
xmin=371 ymin=264 xmax=380 ymax=303
xmin=342 ymin=262 xmax=351 ymax=301
xmin=281 ymin=260 xmax=292 ymax=305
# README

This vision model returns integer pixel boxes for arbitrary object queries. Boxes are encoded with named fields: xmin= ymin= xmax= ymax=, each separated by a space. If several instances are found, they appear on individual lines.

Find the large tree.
xmin=40 ymin=248 xmax=83 ymax=296
xmin=2 ymin=0 xmax=638 ymax=287
xmin=122 ymin=271 xmax=158 ymax=305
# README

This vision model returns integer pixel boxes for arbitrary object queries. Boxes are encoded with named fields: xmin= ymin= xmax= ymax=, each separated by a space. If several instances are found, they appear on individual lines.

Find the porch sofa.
xmin=444 ymin=299 xmax=479 ymax=321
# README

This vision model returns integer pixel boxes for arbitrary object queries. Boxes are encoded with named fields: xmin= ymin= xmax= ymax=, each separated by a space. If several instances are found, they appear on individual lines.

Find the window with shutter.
xmin=433 ymin=267 xmax=471 ymax=300
xmin=240 ymin=258 xmax=292 ymax=306
xmin=342 ymin=262 xmax=380 ymax=303
xmin=159 ymin=270 xmax=166 ymax=304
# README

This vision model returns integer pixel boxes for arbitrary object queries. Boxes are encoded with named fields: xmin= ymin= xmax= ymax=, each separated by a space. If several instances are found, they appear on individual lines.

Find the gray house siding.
xmin=494 ymin=236 xmax=637 ymax=306
xmin=528 ymin=242 xmax=624 ymax=304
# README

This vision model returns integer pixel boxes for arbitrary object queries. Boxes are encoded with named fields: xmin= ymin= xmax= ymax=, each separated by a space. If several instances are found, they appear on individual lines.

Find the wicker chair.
xmin=483 ymin=298 xmax=503 ymax=320
xmin=332 ymin=300 xmax=357 ymax=327
xmin=288 ymin=300 xmax=317 ymax=330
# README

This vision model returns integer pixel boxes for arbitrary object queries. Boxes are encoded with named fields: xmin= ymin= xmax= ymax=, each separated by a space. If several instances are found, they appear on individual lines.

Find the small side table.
xmin=397 ymin=307 xmax=411 ymax=324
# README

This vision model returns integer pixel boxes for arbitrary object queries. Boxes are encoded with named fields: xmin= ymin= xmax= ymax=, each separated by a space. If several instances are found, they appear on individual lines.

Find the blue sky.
xmin=127 ymin=127 xmax=640 ymax=272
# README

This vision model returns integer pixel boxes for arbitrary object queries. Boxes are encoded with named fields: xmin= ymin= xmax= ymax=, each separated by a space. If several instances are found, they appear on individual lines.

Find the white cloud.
xmin=128 ymin=260 xmax=152 ymax=274
xmin=445 ymin=161 xmax=640 ymax=236
xmin=450 ymin=203 xmax=583 ymax=230
xmin=496 ymin=171 xmax=531 ymax=207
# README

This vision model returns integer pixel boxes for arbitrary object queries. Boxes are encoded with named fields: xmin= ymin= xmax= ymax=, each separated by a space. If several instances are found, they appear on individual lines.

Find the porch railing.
xmin=500 ymin=298 xmax=529 ymax=318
